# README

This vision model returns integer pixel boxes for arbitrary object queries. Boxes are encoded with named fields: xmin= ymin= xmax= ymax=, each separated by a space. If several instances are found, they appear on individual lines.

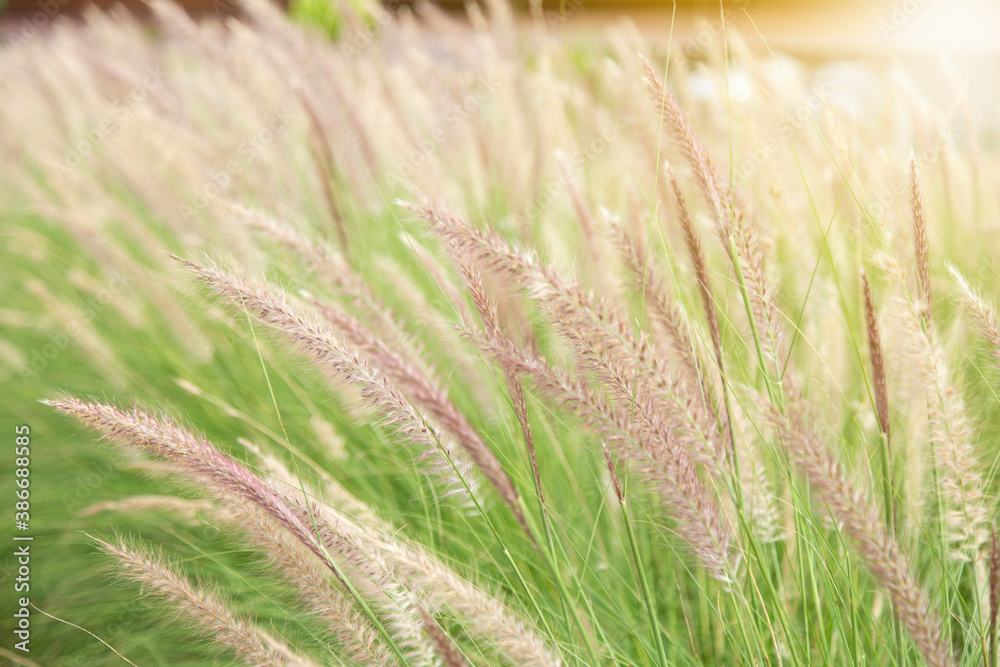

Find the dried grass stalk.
xmin=771 ymin=410 xmax=952 ymax=667
xmin=642 ymin=57 xmax=783 ymax=369
xmin=451 ymin=249 xmax=546 ymax=509
xmin=173 ymin=257 xmax=518 ymax=512
xmin=667 ymin=166 xmax=735 ymax=458
xmin=418 ymin=607 xmax=470 ymax=667
xmin=948 ymin=263 xmax=1000 ymax=371
xmin=411 ymin=199 xmax=723 ymax=473
xmin=237 ymin=506 xmax=397 ymax=666
xmin=462 ymin=311 xmax=734 ymax=581
xmin=96 ymin=536 xmax=318 ymax=667
xmin=911 ymin=157 xmax=931 ymax=323
xmin=249 ymin=438 xmax=558 ymax=666
xmin=862 ymin=273 xmax=891 ymax=442
xmin=862 ymin=271 xmax=897 ymax=531
xmin=921 ymin=325 xmax=989 ymax=558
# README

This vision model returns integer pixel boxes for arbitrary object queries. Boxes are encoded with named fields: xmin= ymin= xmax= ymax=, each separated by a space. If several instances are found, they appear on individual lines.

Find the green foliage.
xmin=2 ymin=4 xmax=1000 ymax=667
xmin=288 ymin=0 xmax=345 ymax=39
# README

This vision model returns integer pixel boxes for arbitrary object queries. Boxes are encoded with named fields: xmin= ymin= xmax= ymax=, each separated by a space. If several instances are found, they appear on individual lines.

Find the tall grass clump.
xmin=3 ymin=1 xmax=1000 ymax=665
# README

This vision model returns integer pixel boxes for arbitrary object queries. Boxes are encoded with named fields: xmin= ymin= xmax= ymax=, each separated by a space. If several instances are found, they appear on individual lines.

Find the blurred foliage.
xmin=288 ymin=0 xmax=346 ymax=39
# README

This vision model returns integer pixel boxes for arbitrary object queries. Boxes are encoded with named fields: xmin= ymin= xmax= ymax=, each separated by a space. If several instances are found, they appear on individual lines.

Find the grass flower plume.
xmin=3 ymin=0 xmax=1000 ymax=665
